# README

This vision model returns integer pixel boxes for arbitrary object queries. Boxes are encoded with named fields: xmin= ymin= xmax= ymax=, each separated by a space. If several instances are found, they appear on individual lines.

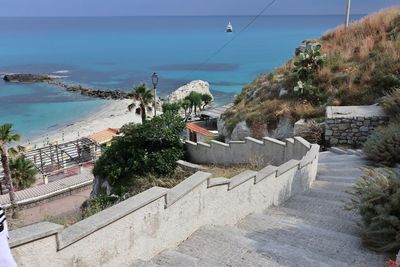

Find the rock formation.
xmin=3 ymin=74 xmax=52 ymax=83
xmin=168 ymin=80 xmax=213 ymax=103
xmin=230 ymin=121 xmax=252 ymax=141
xmin=3 ymin=73 xmax=130 ymax=100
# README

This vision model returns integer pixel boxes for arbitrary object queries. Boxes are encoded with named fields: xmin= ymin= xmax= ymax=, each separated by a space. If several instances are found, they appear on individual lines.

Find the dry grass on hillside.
xmin=207 ymin=164 xmax=260 ymax=178
xmin=224 ymin=7 xmax=400 ymax=135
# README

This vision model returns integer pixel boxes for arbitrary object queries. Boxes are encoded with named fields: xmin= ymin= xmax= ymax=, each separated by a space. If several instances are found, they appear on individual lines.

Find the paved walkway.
xmin=0 ymin=167 xmax=93 ymax=208
xmin=138 ymin=150 xmax=387 ymax=266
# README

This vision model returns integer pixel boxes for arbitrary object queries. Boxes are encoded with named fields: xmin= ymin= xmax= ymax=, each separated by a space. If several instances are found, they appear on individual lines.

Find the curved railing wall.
xmin=10 ymin=136 xmax=319 ymax=267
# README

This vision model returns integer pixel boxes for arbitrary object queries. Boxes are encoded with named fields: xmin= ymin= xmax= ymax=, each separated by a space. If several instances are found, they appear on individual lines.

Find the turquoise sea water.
xmin=0 ymin=15 xmax=362 ymax=140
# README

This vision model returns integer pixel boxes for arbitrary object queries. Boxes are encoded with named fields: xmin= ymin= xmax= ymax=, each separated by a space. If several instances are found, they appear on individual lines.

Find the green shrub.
xmin=162 ymin=102 xmax=181 ymax=114
xmin=381 ymin=88 xmax=400 ymax=119
xmin=81 ymin=195 xmax=119 ymax=219
xmin=292 ymin=43 xmax=325 ymax=98
xmin=93 ymin=112 xmax=185 ymax=194
xmin=234 ymin=93 xmax=244 ymax=105
xmin=371 ymin=71 xmax=400 ymax=95
xmin=293 ymin=43 xmax=325 ymax=82
xmin=363 ymin=122 xmax=400 ymax=166
xmin=346 ymin=168 xmax=400 ymax=253
xmin=82 ymin=167 xmax=191 ymax=218
xmin=215 ymin=134 xmax=226 ymax=143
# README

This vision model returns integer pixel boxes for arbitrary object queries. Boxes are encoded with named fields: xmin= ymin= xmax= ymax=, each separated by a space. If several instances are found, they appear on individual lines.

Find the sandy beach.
xmin=27 ymin=99 xmax=142 ymax=148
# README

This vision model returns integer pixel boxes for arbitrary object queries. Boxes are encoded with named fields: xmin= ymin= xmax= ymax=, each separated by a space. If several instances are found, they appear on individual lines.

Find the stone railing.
xmin=10 ymin=136 xmax=319 ymax=267
xmin=186 ymin=136 xmax=311 ymax=166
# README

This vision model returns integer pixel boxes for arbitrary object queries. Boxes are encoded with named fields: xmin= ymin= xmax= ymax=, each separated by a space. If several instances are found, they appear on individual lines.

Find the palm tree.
xmin=128 ymin=83 xmax=154 ymax=124
xmin=0 ymin=123 xmax=21 ymax=215
xmin=10 ymin=155 xmax=37 ymax=190
xmin=181 ymin=99 xmax=191 ymax=121
xmin=201 ymin=94 xmax=213 ymax=111
xmin=8 ymin=145 xmax=25 ymax=159
xmin=185 ymin=92 xmax=202 ymax=116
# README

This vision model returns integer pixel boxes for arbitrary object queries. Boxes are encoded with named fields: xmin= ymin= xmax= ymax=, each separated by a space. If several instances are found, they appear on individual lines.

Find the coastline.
xmin=26 ymin=99 xmax=142 ymax=148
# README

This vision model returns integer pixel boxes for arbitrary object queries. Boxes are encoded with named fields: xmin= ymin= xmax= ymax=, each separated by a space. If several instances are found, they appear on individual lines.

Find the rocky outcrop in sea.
xmin=167 ymin=80 xmax=213 ymax=103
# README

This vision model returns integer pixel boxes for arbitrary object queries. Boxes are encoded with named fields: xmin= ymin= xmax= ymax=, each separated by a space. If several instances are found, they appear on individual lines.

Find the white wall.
xmin=10 ymin=136 xmax=319 ymax=267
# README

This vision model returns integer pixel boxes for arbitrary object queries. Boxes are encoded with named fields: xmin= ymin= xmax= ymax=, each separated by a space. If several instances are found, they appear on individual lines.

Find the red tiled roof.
xmin=87 ymin=128 xmax=120 ymax=144
xmin=186 ymin=123 xmax=217 ymax=137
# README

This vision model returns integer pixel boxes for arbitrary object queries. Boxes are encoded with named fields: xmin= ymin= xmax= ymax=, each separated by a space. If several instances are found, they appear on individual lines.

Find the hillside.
xmin=223 ymin=8 xmax=400 ymax=139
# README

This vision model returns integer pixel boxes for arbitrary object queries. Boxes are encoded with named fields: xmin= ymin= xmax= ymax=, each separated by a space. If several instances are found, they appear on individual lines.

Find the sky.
xmin=0 ymin=0 xmax=398 ymax=17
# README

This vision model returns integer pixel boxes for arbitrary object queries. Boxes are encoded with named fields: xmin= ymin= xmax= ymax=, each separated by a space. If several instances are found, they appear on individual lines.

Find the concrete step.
xmin=264 ymin=207 xmax=361 ymax=236
xmin=347 ymin=149 xmax=365 ymax=157
xmin=317 ymin=174 xmax=360 ymax=184
xmin=318 ymin=153 xmax=365 ymax=160
xmin=238 ymin=213 xmax=385 ymax=266
xmin=318 ymin=161 xmax=365 ymax=168
xmin=172 ymin=226 xmax=287 ymax=267
xmin=176 ymin=225 xmax=346 ymax=267
xmin=131 ymin=260 xmax=166 ymax=267
xmin=328 ymin=147 xmax=350 ymax=155
xmin=305 ymin=187 xmax=352 ymax=203
xmin=284 ymin=195 xmax=360 ymax=222
xmin=318 ymin=152 xmax=364 ymax=162
xmin=154 ymin=250 xmax=223 ymax=267
xmin=317 ymin=168 xmax=364 ymax=178
xmin=311 ymin=180 xmax=354 ymax=193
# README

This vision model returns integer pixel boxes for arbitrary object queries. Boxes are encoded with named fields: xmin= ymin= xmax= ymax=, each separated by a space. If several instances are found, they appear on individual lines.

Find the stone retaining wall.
xmin=325 ymin=105 xmax=388 ymax=146
xmin=10 ymin=136 xmax=319 ymax=267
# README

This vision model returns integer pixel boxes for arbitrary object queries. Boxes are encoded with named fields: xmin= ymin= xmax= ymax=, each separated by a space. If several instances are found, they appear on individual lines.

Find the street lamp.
xmin=152 ymin=72 xmax=159 ymax=116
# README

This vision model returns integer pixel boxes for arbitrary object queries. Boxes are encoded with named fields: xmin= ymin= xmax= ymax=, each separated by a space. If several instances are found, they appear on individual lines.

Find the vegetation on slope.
xmin=347 ymin=168 xmax=400 ymax=253
xmin=224 ymin=8 xmax=400 ymax=137
xmin=92 ymin=112 xmax=186 ymax=195
xmin=363 ymin=88 xmax=400 ymax=166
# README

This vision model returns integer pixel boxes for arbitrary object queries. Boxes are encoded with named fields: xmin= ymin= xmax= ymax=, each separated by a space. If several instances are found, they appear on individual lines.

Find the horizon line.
xmin=0 ymin=14 xmax=367 ymax=18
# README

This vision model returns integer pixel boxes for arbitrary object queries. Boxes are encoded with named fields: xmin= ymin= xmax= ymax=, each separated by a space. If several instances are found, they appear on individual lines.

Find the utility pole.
xmin=345 ymin=0 xmax=351 ymax=29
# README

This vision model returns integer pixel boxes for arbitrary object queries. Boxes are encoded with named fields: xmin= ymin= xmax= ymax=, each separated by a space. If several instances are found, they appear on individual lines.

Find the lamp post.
xmin=152 ymin=72 xmax=159 ymax=117
xmin=345 ymin=0 xmax=351 ymax=29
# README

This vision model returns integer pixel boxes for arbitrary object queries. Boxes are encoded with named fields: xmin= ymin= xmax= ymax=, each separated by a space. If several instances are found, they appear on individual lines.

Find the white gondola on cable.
xmin=226 ymin=22 xmax=233 ymax=32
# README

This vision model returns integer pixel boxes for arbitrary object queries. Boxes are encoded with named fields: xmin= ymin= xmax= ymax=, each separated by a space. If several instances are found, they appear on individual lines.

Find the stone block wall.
xmin=325 ymin=105 xmax=388 ymax=146
xmin=325 ymin=117 xmax=387 ymax=146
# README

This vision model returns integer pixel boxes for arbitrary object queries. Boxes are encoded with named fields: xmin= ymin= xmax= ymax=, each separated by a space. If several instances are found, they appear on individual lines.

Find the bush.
xmin=381 ymin=88 xmax=400 ymax=119
xmin=293 ymin=43 xmax=325 ymax=98
xmin=346 ymin=168 xmax=400 ymax=253
xmin=295 ymin=120 xmax=323 ymax=144
xmin=363 ymin=122 xmax=400 ymax=166
xmin=371 ymin=71 xmax=400 ymax=96
xmin=93 ymin=112 xmax=185 ymax=194
xmin=162 ymin=102 xmax=181 ymax=114
xmin=82 ymin=167 xmax=191 ymax=218
xmin=81 ymin=195 xmax=119 ymax=219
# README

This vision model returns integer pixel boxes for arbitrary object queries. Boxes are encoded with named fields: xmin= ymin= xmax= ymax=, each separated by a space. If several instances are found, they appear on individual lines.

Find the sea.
xmin=0 ymin=15 xmax=363 ymax=141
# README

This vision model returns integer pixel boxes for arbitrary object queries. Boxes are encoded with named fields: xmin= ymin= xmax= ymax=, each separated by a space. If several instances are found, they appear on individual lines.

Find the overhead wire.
xmin=181 ymin=0 xmax=278 ymax=81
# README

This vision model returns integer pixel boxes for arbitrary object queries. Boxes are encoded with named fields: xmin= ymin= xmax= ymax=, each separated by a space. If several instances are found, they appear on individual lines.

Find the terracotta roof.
xmin=87 ymin=128 xmax=120 ymax=144
xmin=186 ymin=123 xmax=217 ymax=137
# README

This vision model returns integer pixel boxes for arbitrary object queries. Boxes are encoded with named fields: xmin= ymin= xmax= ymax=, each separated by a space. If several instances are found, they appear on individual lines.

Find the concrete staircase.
xmin=138 ymin=151 xmax=387 ymax=267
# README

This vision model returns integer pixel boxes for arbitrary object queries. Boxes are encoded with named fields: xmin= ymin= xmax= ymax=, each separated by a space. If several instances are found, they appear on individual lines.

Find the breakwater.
xmin=3 ymin=74 xmax=130 ymax=100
